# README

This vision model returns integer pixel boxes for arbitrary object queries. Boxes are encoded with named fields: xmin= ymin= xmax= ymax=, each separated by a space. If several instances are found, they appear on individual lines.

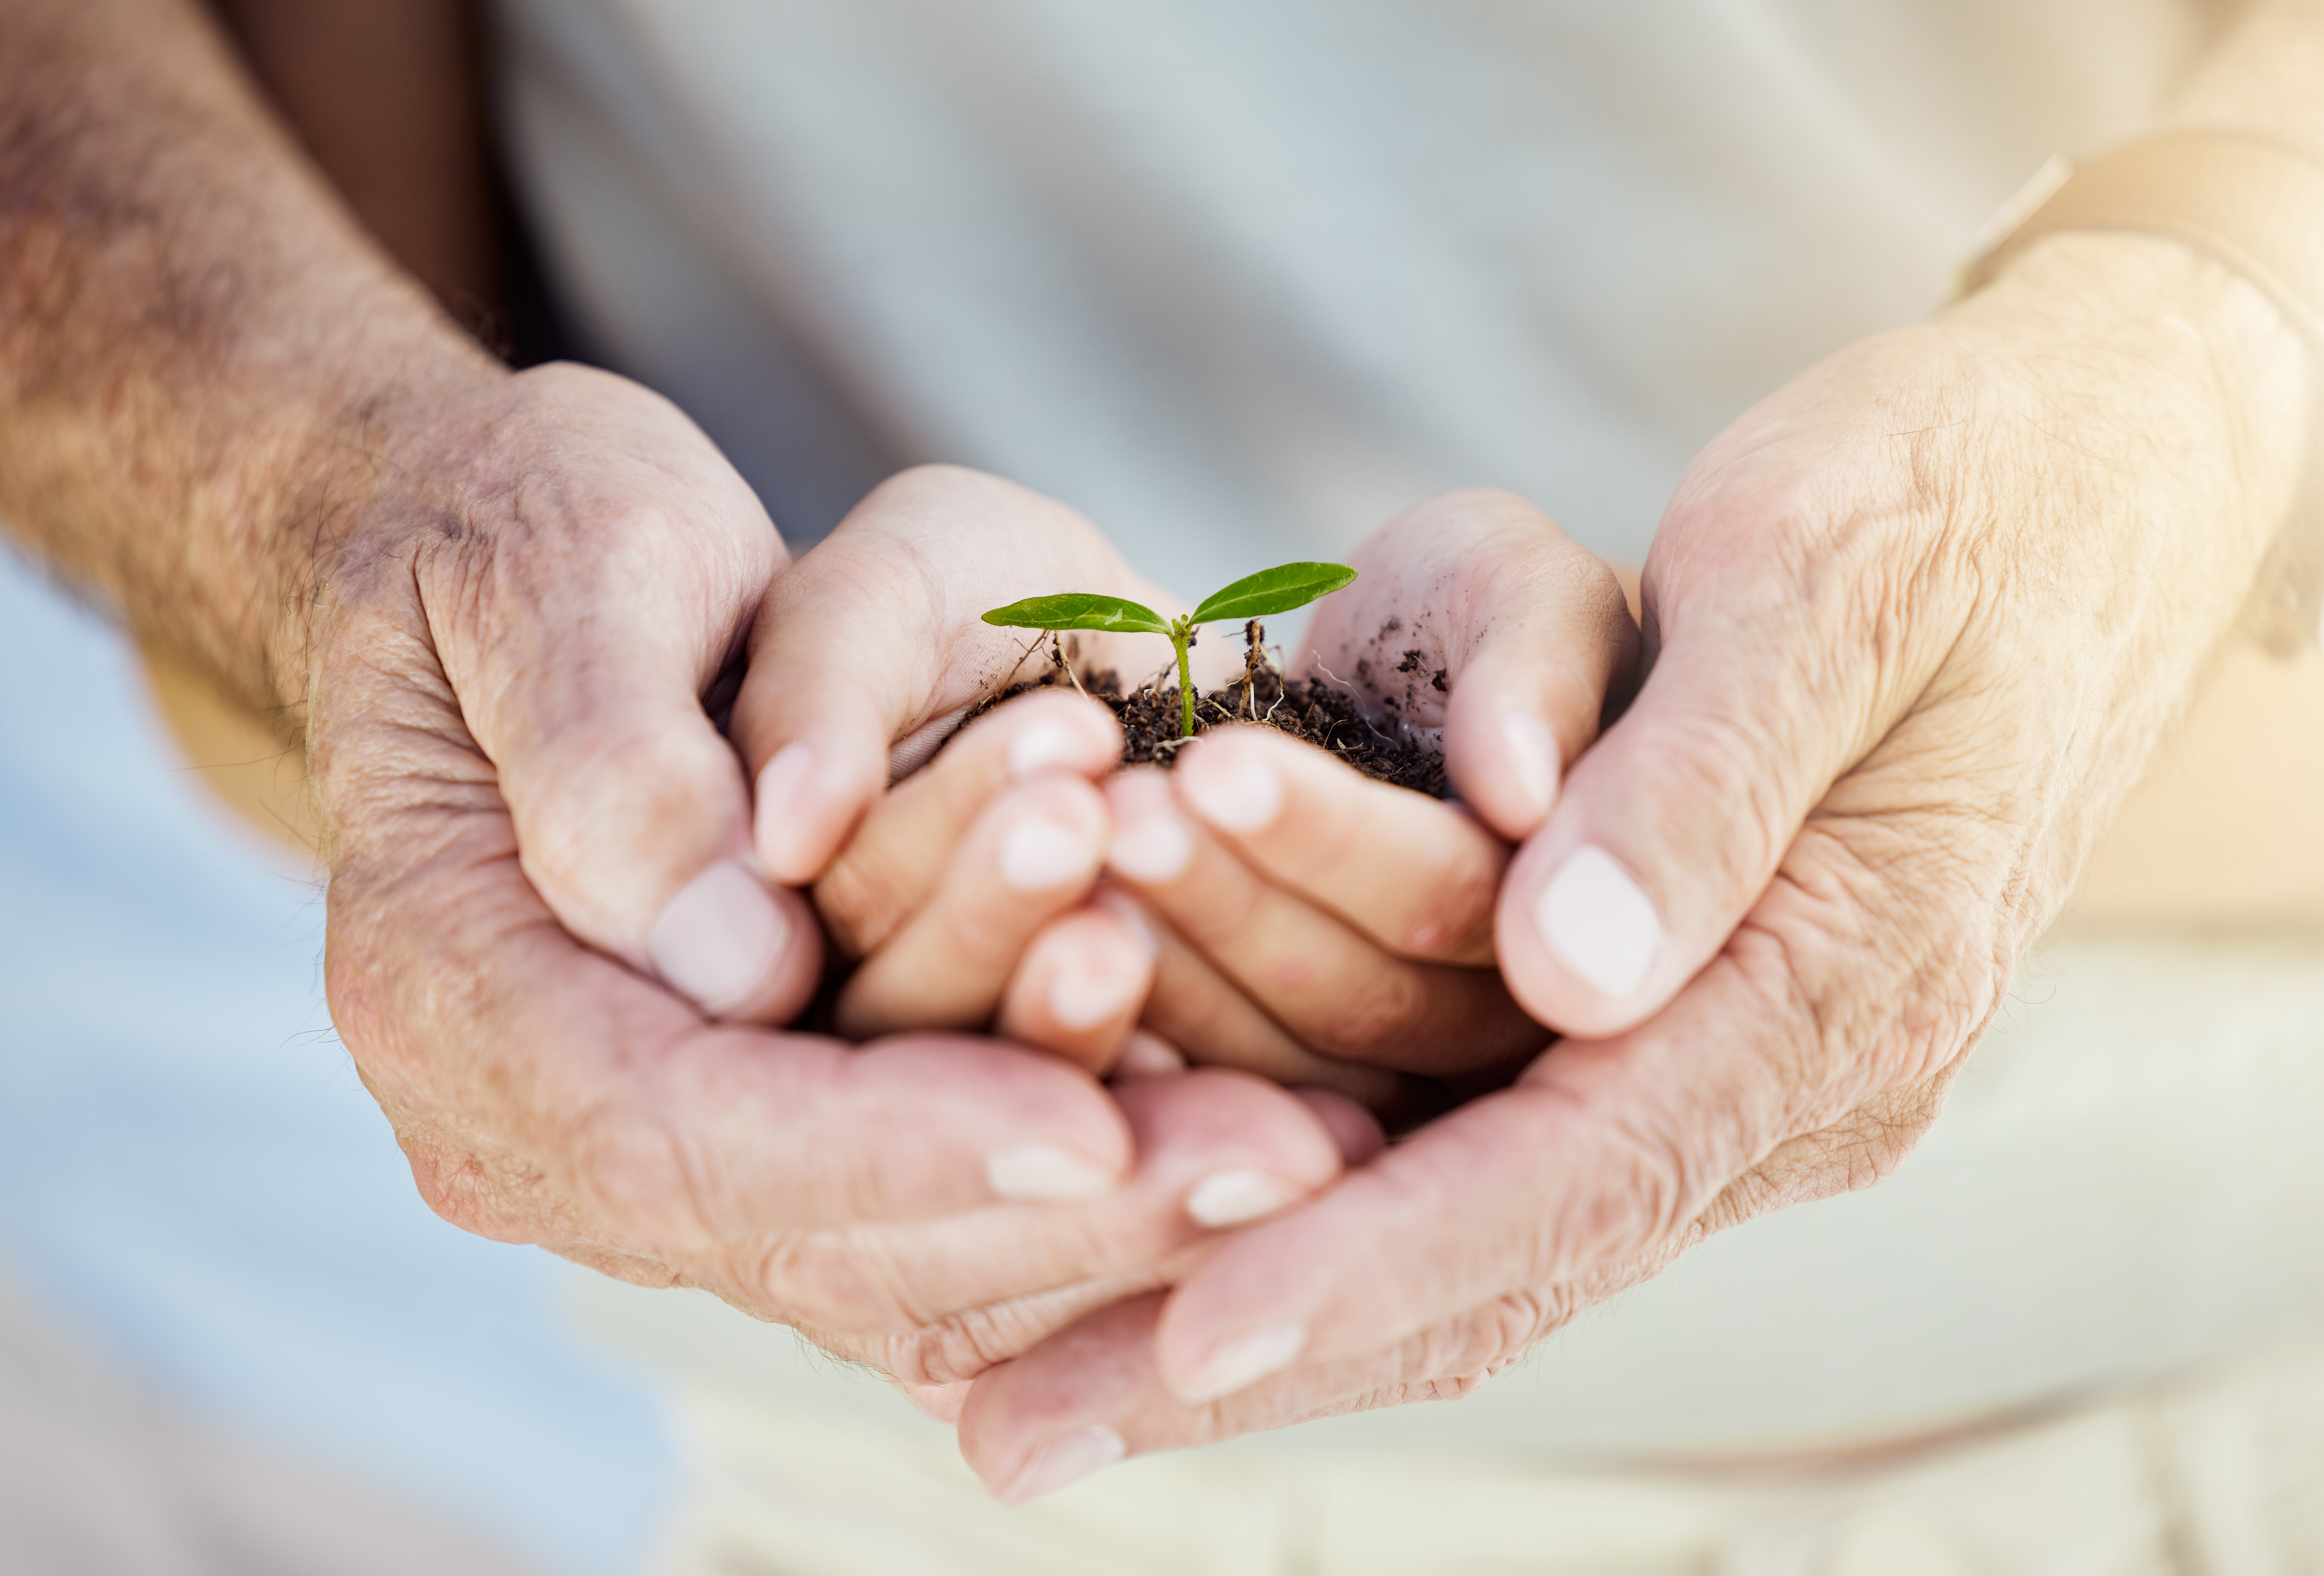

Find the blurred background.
xmin=8 ymin=2 xmax=2324 ymax=1572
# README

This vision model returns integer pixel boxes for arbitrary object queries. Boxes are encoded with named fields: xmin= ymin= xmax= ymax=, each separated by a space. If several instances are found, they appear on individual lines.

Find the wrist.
xmin=253 ymin=340 xmax=510 ymax=728
xmin=1947 ymin=230 xmax=2314 ymax=586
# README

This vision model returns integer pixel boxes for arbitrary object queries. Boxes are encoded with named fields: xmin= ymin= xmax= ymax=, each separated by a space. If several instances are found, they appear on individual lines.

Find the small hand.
xmin=742 ymin=473 xmax=1631 ymax=1114
xmin=1102 ymin=489 xmax=1636 ymax=1101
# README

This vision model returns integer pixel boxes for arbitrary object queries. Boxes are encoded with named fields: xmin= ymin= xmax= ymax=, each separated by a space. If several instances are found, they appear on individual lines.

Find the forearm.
xmin=1946 ymin=1 xmax=2324 ymax=616
xmin=0 ymin=0 xmax=499 ymax=724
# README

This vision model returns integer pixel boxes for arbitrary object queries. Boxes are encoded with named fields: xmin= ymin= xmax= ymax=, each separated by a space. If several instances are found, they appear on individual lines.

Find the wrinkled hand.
xmin=311 ymin=366 xmax=1348 ymax=1385
xmin=952 ymin=234 xmax=2314 ymax=1497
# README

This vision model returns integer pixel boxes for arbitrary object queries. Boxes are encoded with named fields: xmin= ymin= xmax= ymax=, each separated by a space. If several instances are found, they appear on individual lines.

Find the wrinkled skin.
xmin=949 ymin=235 xmax=2315 ymax=1499
xmin=309 ymin=363 xmax=1356 ymax=1385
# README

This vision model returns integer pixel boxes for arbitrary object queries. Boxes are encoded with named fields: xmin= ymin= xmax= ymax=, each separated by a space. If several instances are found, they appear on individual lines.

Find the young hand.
xmin=736 ymin=472 xmax=1633 ymax=1117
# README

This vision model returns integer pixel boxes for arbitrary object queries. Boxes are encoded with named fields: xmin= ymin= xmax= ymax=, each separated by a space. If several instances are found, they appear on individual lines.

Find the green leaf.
xmin=1191 ymin=561 xmax=1358 ymax=625
xmin=981 ymin=592 xmax=1172 ymax=636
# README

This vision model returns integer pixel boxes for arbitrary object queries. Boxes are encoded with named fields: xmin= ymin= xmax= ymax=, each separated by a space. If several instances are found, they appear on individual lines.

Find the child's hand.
xmin=1096 ymin=490 xmax=1638 ymax=1104
xmin=731 ymin=469 xmax=1633 ymax=1115
xmin=726 ymin=467 xmax=1177 ymax=1067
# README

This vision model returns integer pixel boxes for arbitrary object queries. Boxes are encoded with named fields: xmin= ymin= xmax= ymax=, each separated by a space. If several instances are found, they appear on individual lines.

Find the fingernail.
xmin=1185 ymin=1168 xmax=1302 ymax=1228
xmin=1009 ymin=719 xmax=1086 ymax=780
xmin=1000 ymin=814 xmax=1099 ymax=892
xmin=1179 ymin=744 xmax=1282 ymax=833
xmin=986 ymin=1144 xmax=1116 ymax=1201
xmin=1114 ymin=1030 xmax=1187 ymax=1079
xmin=1502 ymin=710 xmax=1559 ymax=823
xmin=1093 ymin=888 xmax=1160 ymax=960
xmin=647 ymin=860 xmax=788 ymax=1016
xmin=752 ymin=742 xmax=816 ymax=876
xmin=1107 ymin=812 xmax=1193 ymax=883
xmin=1000 ymin=1426 xmax=1126 ymax=1504
xmin=1533 ymin=844 xmax=1661 ymax=1000
xmin=1176 ymin=1326 xmax=1305 ymax=1402
xmin=1050 ymin=957 xmax=1142 ymax=1030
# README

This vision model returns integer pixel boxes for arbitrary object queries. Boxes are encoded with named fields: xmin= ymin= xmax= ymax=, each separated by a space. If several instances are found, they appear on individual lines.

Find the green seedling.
xmin=983 ymin=561 xmax=1358 ymax=740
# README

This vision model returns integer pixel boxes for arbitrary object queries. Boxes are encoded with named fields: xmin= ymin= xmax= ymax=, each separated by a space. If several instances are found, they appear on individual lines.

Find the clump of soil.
xmin=964 ymin=621 xmax=1449 ymax=797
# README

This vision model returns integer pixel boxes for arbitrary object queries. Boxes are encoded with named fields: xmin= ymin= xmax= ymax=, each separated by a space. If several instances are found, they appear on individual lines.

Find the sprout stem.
xmin=1171 ymin=616 xmax=1197 ymax=739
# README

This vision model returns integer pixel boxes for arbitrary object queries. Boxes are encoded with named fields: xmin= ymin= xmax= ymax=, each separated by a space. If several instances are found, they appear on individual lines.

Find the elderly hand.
xmin=741 ymin=470 xmax=1628 ymax=1111
xmin=949 ymin=232 xmax=2314 ymax=1498
xmin=310 ymin=368 xmax=1351 ymax=1386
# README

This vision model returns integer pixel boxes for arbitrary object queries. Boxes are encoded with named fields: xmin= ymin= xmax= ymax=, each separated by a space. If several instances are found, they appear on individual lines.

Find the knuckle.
xmin=1528 ymin=1081 xmax=1706 ymax=1267
xmin=748 ymin=1232 xmax=927 ymax=1336
xmin=1394 ymin=858 xmax=1501 ymax=960
xmin=937 ymin=894 xmax=1054 ymax=980
xmin=1736 ymin=823 xmax=2012 ymax=1130
xmin=1302 ymin=964 xmax=1430 ymax=1058
xmin=815 ymin=845 xmax=920 ymax=957
xmin=883 ymin=1303 xmax=1057 ymax=1386
xmin=1710 ymin=1077 xmax=1951 ymax=1236
xmin=1628 ymin=706 xmax=1795 ymax=900
xmin=1406 ymin=1292 xmax=1565 ymax=1386
xmin=1143 ymin=970 xmax=1291 ymax=1074
xmin=515 ymin=724 xmax=733 ymax=899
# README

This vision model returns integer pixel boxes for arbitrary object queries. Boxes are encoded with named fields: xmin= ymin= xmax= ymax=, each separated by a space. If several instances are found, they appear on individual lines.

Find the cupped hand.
xmin=951 ymin=233 xmax=2314 ymax=1495
xmin=728 ymin=464 xmax=1195 ymax=1074
xmin=309 ymin=366 xmax=1351 ymax=1382
xmin=745 ymin=471 xmax=1628 ymax=1109
xmin=1099 ymin=489 xmax=1635 ymax=1097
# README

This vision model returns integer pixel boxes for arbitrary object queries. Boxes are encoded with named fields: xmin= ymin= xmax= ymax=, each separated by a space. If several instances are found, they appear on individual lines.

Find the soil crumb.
xmin=959 ymin=622 xmax=1449 ymax=797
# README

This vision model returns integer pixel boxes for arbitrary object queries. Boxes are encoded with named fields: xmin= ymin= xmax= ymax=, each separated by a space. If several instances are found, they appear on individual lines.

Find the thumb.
xmin=1492 ymin=523 xmax=1938 ymax=1038
xmin=432 ymin=379 xmax=820 ymax=1025
xmin=731 ymin=465 xmax=1174 ymax=884
xmin=1309 ymin=488 xmax=1640 ymax=842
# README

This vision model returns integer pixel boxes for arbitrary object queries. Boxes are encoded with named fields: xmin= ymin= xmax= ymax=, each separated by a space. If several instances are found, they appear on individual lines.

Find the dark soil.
xmin=961 ymin=622 xmax=1449 ymax=797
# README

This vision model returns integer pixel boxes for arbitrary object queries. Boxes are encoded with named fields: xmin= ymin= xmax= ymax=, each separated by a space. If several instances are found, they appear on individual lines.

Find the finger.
xmin=816 ymin=688 xmax=1123 ymax=957
xmin=422 ymin=376 xmax=817 ymax=1022
xmin=1140 ymin=824 xmax=1935 ymax=1407
xmin=1289 ymin=1089 xmax=1387 ymax=1166
xmin=1139 ymin=919 xmax=1416 ymax=1112
xmin=1170 ymin=725 xmax=1509 ymax=965
xmin=957 ymin=1295 xmax=1524 ymax=1502
xmin=758 ymin=1069 xmax=1348 ymax=1374
xmin=1493 ymin=553 xmax=1910 ymax=1035
xmin=993 ymin=891 xmax=1159 ymax=1074
xmin=1106 ymin=769 xmax=1546 ymax=1076
xmin=834 ymin=774 xmax=1111 ymax=1039
xmin=319 ymin=657 xmax=1143 ymax=1253
xmin=731 ymin=465 xmax=1174 ymax=885
xmin=1307 ymin=488 xmax=1639 ymax=844
xmin=1111 ymin=1028 xmax=1190 ymax=1082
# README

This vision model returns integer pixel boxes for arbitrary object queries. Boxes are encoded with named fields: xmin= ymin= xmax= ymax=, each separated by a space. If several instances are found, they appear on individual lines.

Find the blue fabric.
xmin=0 ymin=545 xmax=677 ymax=1576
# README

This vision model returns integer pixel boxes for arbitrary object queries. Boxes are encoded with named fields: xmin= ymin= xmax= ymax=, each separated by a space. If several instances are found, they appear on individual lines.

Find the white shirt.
xmin=496 ymin=0 xmax=2217 ymax=599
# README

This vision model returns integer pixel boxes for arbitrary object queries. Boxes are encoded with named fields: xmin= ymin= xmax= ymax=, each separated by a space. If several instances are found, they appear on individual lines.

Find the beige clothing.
xmin=566 ymin=921 xmax=2324 ymax=1572
xmin=633 ymin=1337 xmax=2324 ymax=1575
